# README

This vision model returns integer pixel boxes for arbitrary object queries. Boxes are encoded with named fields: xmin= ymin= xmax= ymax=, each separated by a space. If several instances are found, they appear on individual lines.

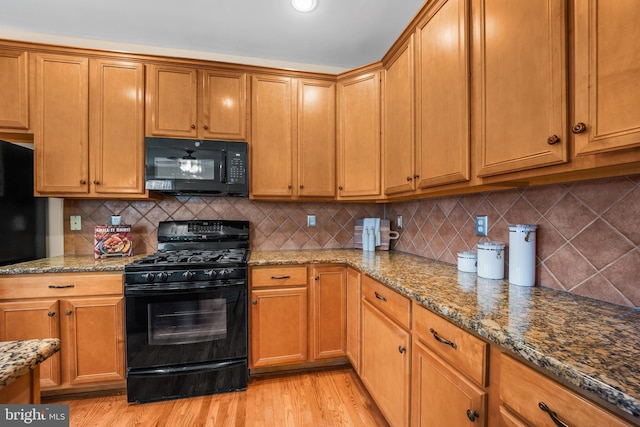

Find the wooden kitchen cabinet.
xmin=0 ymin=49 xmax=30 ymax=132
xmin=345 ymin=267 xmax=361 ymax=373
xmin=145 ymin=63 xmax=247 ymax=140
xmin=309 ymin=265 xmax=346 ymax=360
xmin=337 ymin=69 xmax=382 ymax=200
xmin=249 ymin=265 xmax=308 ymax=367
xmin=0 ymin=272 xmax=125 ymax=394
xmin=360 ymin=275 xmax=411 ymax=427
xmin=34 ymin=54 xmax=146 ymax=197
xmin=250 ymin=75 xmax=335 ymax=200
xmin=472 ymin=0 xmax=568 ymax=178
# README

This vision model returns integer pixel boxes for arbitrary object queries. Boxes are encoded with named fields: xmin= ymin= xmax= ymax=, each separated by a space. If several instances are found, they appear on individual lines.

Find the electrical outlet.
xmin=307 ymin=214 xmax=316 ymax=228
xmin=397 ymin=215 xmax=403 ymax=229
xmin=70 ymin=215 xmax=82 ymax=231
xmin=475 ymin=215 xmax=488 ymax=236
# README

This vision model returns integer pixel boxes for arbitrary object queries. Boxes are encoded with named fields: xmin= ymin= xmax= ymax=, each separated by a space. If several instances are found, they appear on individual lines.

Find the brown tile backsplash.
xmin=64 ymin=174 xmax=640 ymax=308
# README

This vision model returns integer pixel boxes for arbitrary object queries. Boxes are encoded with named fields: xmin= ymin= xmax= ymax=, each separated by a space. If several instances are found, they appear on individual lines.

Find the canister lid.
xmin=477 ymin=241 xmax=505 ymax=250
xmin=457 ymin=250 xmax=477 ymax=259
xmin=508 ymin=224 xmax=538 ymax=232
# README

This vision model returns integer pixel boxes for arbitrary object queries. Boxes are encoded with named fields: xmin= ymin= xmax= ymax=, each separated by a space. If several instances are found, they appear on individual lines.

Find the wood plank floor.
xmin=44 ymin=367 xmax=389 ymax=427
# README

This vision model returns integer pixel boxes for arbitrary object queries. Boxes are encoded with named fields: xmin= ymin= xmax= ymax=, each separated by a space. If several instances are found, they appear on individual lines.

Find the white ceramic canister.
xmin=477 ymin=241 xmax=505 ymax=280
xmin=508 ymin=224 xmax=538 ymax=286
xmin=457 ymin=250 xmax=478 ymax=273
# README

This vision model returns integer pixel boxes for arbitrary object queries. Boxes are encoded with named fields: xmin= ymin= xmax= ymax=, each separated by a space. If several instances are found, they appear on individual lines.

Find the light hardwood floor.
xmin=45 ymin=367 xmax=389 ymax=427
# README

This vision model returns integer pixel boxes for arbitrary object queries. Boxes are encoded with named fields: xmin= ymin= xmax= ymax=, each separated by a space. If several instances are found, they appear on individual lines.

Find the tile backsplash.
xmin=64 ymin=174 xmax=640 ymax=308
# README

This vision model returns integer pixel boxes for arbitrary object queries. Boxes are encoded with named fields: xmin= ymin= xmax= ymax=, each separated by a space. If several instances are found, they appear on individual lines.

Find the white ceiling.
xmin=0 ymin=0 xmax=425 ymax=73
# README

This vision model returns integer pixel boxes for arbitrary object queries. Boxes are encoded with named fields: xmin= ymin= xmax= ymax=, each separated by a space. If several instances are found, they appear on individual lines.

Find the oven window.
xmin=154 ymin=157 xmax=216 ymax=180
xmin=147 ymin=298 xmax=227 ymax=345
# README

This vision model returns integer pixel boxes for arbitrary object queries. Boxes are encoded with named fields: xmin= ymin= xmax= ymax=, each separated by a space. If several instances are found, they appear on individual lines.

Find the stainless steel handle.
xmin=430 ymin=328 xmax=457 ymax=349
xmin=374 ymin=291 xmax=387 ymax=302
xmin=48 ymin=284 xmax=75 ymax=289
xmin=271 ymin=275 xmax=291 ymax=280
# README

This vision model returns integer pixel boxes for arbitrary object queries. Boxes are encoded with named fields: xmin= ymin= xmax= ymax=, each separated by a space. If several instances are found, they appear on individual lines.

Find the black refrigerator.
xmin=0 ymin=140 xmax=47 ymax=266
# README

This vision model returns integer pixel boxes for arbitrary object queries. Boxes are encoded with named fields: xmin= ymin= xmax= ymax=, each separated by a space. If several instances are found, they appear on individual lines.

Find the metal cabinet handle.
xmin=93 ymin=180 xmax=100 ymax=185
xmin=47 ymin=311 xmax=55 ymax=317
xmin=300 ymin=185 xmax=304 ymax=189
xmin=252 ymin=300 xmax=258 ymax=305
xmin=314 ymin=276 xmax=319 ymax=281
xmin=429 ymin=328 xmax=457 ymax=349
xmin=539 ymin=402 xmax=569 ymax=427
xmin=190 ymin=124 xmax=196 ymax=129
xmin=571 ymin=122 xmax=587 ymax=134
xmin=398 ymin=346 xmax=406 ymax=354
xmin=466 ymin=410 xmax=479 ymax=422
xmin=414 ymin=174 xmax=420 ymax=179
xmin=374 ymin=291 xmax=387 ymax=302
xmin=547 ymin=135 xmax=561 ymax=145
xmin=48 ymin=284 xmax=75 ymax=289
xmin=203 ymin=125 xmax=209 ymax=130
xmin=338 ymin=186 xmax=343 ymax=190
xmin=65 ymin=310 xmax=73 ymax=316
xmin=80 ymin=180 xmax=87 ymax=185
xmin=406 ymin=176 xmax=412 ymax=182
xmin=270 ymin=275 xmax=291 ymax=280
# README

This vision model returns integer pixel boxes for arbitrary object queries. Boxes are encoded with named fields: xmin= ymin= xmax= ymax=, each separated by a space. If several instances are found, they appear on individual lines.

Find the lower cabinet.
xmin=310 ymin=265 xmax=346 ymax=360
xmin=0 ymin=272 xmax=125 ymax=393
xmin=345 ymin=267 xmax=361 ymax=373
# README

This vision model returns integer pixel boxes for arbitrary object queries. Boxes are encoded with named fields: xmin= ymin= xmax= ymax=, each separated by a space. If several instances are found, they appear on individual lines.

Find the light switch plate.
xmin=475 ymin=215 xmax=488 ymax=236
xmin=70 ymin=215 xmax=82 ymax=231
xmin=307 ymin=214 xmax=316 ymax=228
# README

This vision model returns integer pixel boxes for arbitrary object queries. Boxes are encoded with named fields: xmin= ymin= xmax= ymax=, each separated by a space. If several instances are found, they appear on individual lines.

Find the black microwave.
xmin=144 ymin=138 xmax=248 ymax=196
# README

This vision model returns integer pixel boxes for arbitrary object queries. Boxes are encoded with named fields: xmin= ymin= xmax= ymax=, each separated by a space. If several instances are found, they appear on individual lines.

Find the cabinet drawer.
xmin=251 ymin=266 xmax=308 ymax=288
xmin=500 ymin=353 xmax=631 ymax=427
xmin=412 ymin=303 xmax=487 ymax=387
xmin=361 ymin=275 xmax=410 ymax=329
xmin=0 ymin=272 xmax=123 ymax=299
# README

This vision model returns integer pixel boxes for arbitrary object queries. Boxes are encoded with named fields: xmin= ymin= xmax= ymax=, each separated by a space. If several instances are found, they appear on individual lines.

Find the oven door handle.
xmin=128 ymin=359 xmax=246 ymax=377
xmin=125 ymin=280 xmax=246 ymax=296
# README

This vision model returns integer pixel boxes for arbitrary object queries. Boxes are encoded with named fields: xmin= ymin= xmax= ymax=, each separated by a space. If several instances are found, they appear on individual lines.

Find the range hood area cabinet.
xmin=145 ymin=64 xmax=247 ymax=141
xmin=33 ymin=53 xmax=147 ymax=198
xmin=250 ymin=74 xmax=336 ymax=200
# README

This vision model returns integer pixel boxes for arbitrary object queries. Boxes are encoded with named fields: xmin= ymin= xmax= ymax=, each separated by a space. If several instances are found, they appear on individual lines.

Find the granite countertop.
xmin=0 ymin=339 xmax=61 ymax=388
xmin=1 ymin=250 xmax=638 ymax=420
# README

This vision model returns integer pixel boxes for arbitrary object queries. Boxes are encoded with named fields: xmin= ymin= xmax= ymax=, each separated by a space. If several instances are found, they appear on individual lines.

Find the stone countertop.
xmin=0 ymin=254 xmax=145 ymax=275
xmin=0 ymin=339 xmax=61 ymax=388
xmin=250 ymin=249 xmax=640 ymax=420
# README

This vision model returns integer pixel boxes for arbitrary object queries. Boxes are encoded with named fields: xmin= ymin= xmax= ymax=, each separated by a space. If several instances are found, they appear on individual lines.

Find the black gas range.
xmin=124 ymin=219 xmax=250 ymax=404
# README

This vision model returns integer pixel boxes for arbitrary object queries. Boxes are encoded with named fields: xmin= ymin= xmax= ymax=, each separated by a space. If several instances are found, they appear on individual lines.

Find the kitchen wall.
xmin=64 ymin=174 xmax=640 ymax=308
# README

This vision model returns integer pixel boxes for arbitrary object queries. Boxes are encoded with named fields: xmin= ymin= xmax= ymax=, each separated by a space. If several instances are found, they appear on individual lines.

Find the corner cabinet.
xmin=0 ymin=272 xmax=125 ymax=394
xmin=145 ymin=64 xmax=247 ymax=141
xmin=250 ymin=74 xmax=335 ymax=200
xmin=472 ymin=0 xmax=568 ymax=177
xmin=337 ymin=69 xmax=382 ymax=200
xmin=34 ymin=54 xmax=147 ymax=198
xmin=0 ymin=49 xmax=30 ymax=132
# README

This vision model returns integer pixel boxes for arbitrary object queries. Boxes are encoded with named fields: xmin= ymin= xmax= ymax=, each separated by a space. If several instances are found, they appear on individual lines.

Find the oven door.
xmin=125 ymin=281 xmax=247 ymax=370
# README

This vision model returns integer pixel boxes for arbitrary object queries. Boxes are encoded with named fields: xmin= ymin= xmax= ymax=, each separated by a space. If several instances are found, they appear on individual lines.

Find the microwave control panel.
xmin=227 ymin=150 xmax=246 ymax=184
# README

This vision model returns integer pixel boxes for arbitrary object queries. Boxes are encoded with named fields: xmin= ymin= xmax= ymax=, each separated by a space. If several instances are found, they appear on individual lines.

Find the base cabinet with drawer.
xmin=0 ymin=272 xmax=125 ymax=394
xmin=360 ymin=275 xmax=411 ymax=427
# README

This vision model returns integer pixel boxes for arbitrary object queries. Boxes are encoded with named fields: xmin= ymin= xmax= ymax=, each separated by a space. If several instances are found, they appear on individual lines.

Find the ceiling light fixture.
xmin=292 ymin=0 xmax=317 ymax=12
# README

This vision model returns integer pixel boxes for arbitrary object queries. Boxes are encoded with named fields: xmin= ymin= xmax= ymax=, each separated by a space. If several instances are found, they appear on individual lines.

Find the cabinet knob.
xmin=252 ymin=300 xmax=258 ymax=305
xmin=406 ymin=176 xmax=412 ymax=182
xmin=80 ymin=180 xmax=87 ymax=185
xmin=571 ymin=122 xmax=587 ymax=134
xmin=93 ymin=180 xmax=100 ymax=185
xmin=300 ymin=185 xmax=304 ymax=189
xmin=65 ymin=310 xmax=73 ymax=316
xmin=547 ymin=135 xmax=561 ymax=145
xmin=466 ymin=410 xmax=479 ymax=422
xmin=338 ymin=186 xmax=343 ymax=191
xmin=288 ymin=184 xmax=292 ymax=189
xmin=190 ymin=124 xmax=196 ymax=129
xmin=47 ymin=311 xmax=55 ymax=317
xmin=414 ymin=174 xmax=420 ymax=179
xmin=203 ymin=125 xmax=209 ymax=130
xmin=398 ymin=346 xmax=406 ymax=354
xmin=314 ymin=276 xmax=319 ymax=281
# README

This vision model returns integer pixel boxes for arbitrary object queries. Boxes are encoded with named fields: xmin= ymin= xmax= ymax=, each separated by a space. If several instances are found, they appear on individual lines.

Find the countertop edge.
xmin=0 ymin=338 xmax=61 ymax=388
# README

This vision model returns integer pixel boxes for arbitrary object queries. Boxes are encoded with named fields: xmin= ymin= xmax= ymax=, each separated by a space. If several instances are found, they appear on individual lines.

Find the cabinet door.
xmin=297 ymin=79 xmax=336 ymax=198
xmin=337 ymin=71 xmax=381 ymax=198
xmin=473 ymin=0 xmax=568 ymax=177
xmin=416 ymin=0 xmax=470 ymax=188
xmin=411 ymin=340 xmax=487 ymax=427
xmin=310 ymin=266 xmax=346 ymax=360
xmin=384 ymin=36 xmax=416 ymax=195
xmin=0 ymin=300 xmax=61 ymax=388
xmin=361 ymin=299 xmax=410 ymax=427
xmin=250 ymin=287 xmax=307 ymax=367
xmin=145 ymin=64 xmax=198 ymax=138
xmin=250 ymin=74 xmax=295 ymax=198
xmin=0 ymin=49 xmax=29 ymax=130
xmin=346 ymin=267 xmax=361 ymax=373
xmin=201 ymin=69 xmax=247 ymax=140
xmin=89 ymin=59 xmax=145 ymax=195
xmin=34 ymin=53 xmax=89 ymax=194
xmin=573 ymin=1 xmax=640 ymax=155
xmin=61 ymin=297 xmax=125 ymax=386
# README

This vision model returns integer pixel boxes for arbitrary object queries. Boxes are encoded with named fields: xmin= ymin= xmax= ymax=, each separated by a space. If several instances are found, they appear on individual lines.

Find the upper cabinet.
xmin=472 ymin=0 xmax=568 ymax=177
xmin=145 ymin=64 xmax=247 ymax=141
xmin=337 ymin=70 xmax=382 ymax=200
xmin=572 ymin=1 xmax=640 ymax=156
xmin=250 ymin=74 xmax=335 ymax=200
xmin=0 ymin=49 xmax=30 ymax=132
xmin=34 ymin=53 xmax=146 ymax=198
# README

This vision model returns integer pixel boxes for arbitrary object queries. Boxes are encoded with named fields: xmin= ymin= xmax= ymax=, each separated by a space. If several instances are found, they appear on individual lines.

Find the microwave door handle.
xmin=219 ymin=154 xmax=227 ymax=183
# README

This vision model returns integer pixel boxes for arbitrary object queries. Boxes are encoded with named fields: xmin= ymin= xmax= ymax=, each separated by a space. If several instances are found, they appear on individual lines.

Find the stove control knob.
xmin=142 ymin=273 xmax=155 ymax=283
xmin=183 ymin=271 xmax=195 ymax=281
xmin=206 ymin=270 xmax=218 ymax=279
xmin=218 ymin=269 xmax=228 ymax=279
xmin=157 ymin=272 xmax=169 ymax=282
